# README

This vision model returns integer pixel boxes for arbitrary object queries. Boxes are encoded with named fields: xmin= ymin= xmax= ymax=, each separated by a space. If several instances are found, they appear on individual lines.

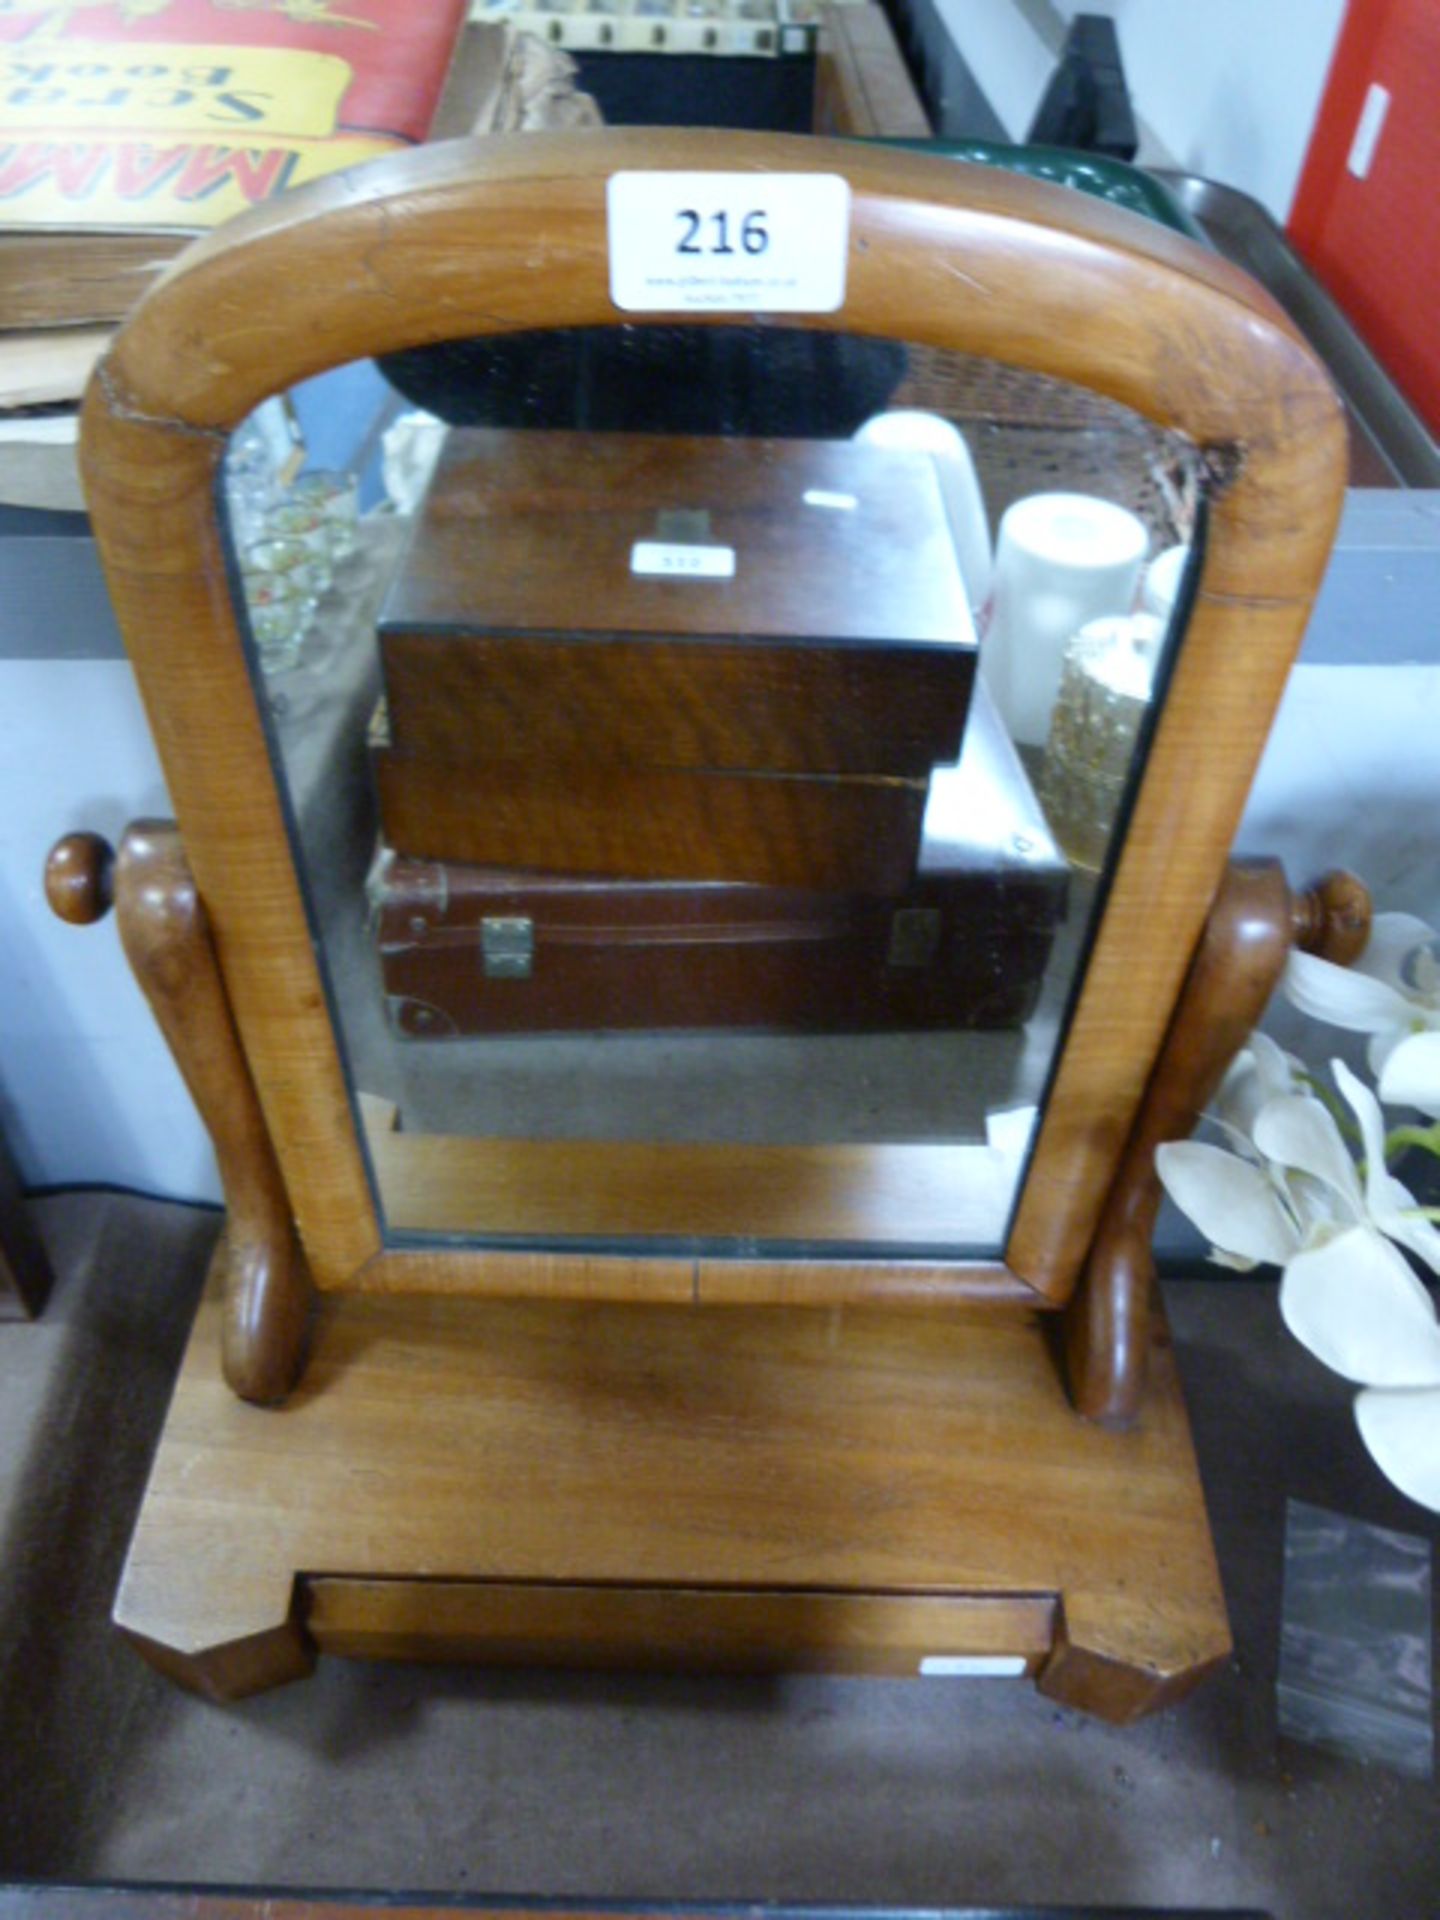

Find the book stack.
xmin=0 ymin=0 xmax=470 ymax=486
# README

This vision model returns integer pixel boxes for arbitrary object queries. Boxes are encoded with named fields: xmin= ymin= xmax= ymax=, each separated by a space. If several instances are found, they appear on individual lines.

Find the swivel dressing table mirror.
xmin=48 ymin=131 xmax=1358 ymax=1718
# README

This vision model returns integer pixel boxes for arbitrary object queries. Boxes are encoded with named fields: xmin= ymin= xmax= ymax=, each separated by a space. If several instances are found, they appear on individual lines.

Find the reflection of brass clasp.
xmin=886 ymin=907 xmax=942 ymax=969
xmin=655 ymin=508 xmax=713 ymax=543
xmin=481 ymin=916 xmax=534 ymax=980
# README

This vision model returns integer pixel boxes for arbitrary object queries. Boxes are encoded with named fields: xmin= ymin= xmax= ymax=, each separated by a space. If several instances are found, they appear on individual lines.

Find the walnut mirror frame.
xmin=56 ymin=130 xmax=1347 ymax=1419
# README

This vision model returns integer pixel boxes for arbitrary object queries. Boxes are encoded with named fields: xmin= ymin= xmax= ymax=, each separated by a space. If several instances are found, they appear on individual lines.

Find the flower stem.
xmin=1302 ymin=1073 xmax=1364 ymax=1147
xmin=1386 ymin=1123 xmax=1440 ymax=1162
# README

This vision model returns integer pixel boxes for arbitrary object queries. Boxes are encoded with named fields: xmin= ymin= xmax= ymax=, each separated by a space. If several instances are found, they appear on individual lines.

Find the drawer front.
xmin=306 ymin=1578 xmax=1056 ymax=1678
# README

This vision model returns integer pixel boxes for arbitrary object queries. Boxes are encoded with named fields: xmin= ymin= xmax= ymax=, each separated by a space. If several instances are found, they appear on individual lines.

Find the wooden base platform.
xmin=115 ymin=1253 xmax=1231 ymax=1722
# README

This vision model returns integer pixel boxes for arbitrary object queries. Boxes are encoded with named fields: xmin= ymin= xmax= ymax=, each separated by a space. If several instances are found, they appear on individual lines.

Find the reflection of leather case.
xmin=373 ymin=426 xmax=977 ymax=888
xmin=370 ymin=683 xmax=1068 ymax=1038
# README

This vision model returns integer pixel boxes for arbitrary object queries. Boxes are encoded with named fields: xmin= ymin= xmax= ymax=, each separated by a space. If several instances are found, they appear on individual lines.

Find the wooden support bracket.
xmin=46 ymin=822 xmax=313 ymax=1403
xmin=1064 ymin=858 xmax=1373 ymax=1426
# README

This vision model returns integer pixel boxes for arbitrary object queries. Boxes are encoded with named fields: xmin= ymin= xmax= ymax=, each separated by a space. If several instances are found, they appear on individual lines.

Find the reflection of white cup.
xmin=980 ymin=492 xmax=1148 ymax=747
xmin=853 ymin=410 xmax=992 ymax=618
xmin=1142 ymin=542 xmax=1191 ymax=622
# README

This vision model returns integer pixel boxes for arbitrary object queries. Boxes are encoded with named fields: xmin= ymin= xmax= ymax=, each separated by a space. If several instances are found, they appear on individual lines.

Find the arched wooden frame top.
xmin=80 ymin=129 xmax=1346 ymax=1303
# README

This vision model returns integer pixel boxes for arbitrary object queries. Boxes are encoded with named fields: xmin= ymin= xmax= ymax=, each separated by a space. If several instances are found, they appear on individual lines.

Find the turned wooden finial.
xmin=1291 ymin=868 xmax=1372 ymax=967
xmin=45 ymin=831 xmax=116 ymax=926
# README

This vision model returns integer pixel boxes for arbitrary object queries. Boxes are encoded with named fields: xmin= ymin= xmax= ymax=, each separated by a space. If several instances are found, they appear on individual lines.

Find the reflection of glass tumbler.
xmin=242 ymin=536 xmax=325 ymax=611
xmin=1039 ymin=613 xmax=1164 ymax=871
xmin=288 ymin=468 xmax=360 ymax=562
xmin=242 ymin=573 xmax=309 ymax=675
xmin=241 ymin=536 xmax=324 ymax=676
xmin=980 ymin=493 xmax=1147 ymax=748
xmin=261 ymin=501 xmax=335 ymax=586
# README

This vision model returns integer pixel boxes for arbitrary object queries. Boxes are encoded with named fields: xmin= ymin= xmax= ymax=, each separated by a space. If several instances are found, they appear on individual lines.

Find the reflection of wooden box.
xmin=373 ymin=427 xmax=976 ymax=887
xmin=370 ymin=717 xmax=930 ymax=891
xmin=370 ymin=680 xmax=1067 ymax=1037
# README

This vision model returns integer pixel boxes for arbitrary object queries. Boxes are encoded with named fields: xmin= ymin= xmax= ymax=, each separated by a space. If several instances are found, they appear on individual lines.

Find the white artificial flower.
xmin=1378 ymin=1029 xmax=1440 ymax=1120
xmin=1158 ymin=1055 xmax=1440 ymax=1510
xmin=1355 ymin=1387 xmax=1440 ymax=1512
xmin=1279 ymin=1226 xmax=1440 ymax=1389
xmin=1155 ymin=1138 xmax=1301 ymax=1270
xmin=1156 ymin=1056 xmax=1440 ymax=1276
xmin=1284 ymin=912 xmax=1440 ymax=1075
xmin=1322 ymin=1060 xmax=1440 ymax=1274
xmin=1156 ymin=1034 xmax=1314 ymax=1271
xmin=1211 ymin=1031 xmax=1308 ymax=1146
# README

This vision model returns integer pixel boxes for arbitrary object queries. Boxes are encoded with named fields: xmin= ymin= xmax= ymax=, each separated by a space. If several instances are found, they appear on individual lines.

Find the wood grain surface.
xmin=41 ymin=825 xmax=310 ymax=1388
xmin=374 ymin=749 xmax=929 ymax=890
xmin=387 ymin=432 xmax=944 ymax=637
xmin=382 ymin=429 xmax=975 ymax=777
xmin=366 ymin=1130 xmax=1024 ymax=1254
xmin=308 ymin=1581 xmax=1055 ymax=1677
xmin=110 ymin=825 xmax=314 ymax=1402
xmin=382 ymin=629 xmax=974 ymax=778
xmin=78 ymin=129 xmax=1347 ymax=1318
xmin=113 ymin=1259 xmax=1230 ymax=1719
xmin=1063 ymin=861 xmax=1297 ymax=1425
xmin=42 ymin=830 xmax=115 ymax=927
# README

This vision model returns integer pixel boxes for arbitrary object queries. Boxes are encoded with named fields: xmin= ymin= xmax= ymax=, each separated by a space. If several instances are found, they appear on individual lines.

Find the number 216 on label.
xmin=675 ymin=207 xmax=769 ymax=257
xmin=608 ymin=172 xmax=850 ymax=313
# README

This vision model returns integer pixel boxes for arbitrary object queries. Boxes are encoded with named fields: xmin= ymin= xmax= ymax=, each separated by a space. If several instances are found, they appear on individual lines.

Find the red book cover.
xmin=0 ymin=0 xmax=469 ymax=232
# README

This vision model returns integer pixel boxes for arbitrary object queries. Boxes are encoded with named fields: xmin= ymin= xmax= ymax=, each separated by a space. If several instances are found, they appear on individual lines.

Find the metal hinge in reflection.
xmin=481 ymin=915 xmax=534 ymax=980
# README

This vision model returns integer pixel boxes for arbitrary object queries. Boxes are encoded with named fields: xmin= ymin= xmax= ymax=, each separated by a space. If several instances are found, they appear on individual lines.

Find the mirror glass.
xmin=220 ymin=323 xmax=1203 ymax=1258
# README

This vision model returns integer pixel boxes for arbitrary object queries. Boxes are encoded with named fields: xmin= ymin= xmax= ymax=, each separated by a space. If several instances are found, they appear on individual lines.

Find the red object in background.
xmin=1289 ymin=0 xmax=1440 ymax=437
xmin=0 ymin=0 xmax=468 ymax=244
xmin=0 ymin=0 xmax=466 ymax=145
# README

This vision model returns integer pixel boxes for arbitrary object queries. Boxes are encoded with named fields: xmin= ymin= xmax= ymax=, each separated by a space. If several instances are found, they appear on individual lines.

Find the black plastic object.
xmin=571 ymin=50 xmax=815 ymax=134
xmin=377 ymin=325 xmax=908 ymax=436
xmin=1027 ymin=13 xmax=1137 ymax=160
